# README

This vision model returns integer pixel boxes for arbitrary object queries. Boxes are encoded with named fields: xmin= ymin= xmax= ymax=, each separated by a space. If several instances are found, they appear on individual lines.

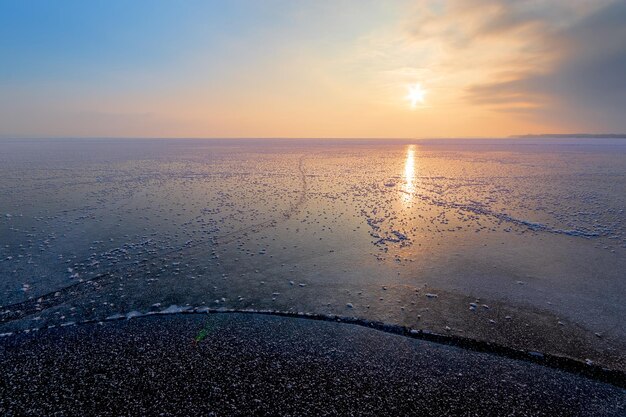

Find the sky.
xmin=1 ymin=0 xmax=625 ymax=138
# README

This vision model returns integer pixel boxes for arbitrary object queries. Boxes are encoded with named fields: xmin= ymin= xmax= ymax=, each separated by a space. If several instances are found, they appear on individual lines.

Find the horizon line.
xmin=2 ymin=133 xmax=626 ymax=141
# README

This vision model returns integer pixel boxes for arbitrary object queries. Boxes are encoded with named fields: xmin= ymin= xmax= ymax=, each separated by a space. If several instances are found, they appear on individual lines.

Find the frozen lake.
xmin=1 ymin=138 xmax=625 ymax=370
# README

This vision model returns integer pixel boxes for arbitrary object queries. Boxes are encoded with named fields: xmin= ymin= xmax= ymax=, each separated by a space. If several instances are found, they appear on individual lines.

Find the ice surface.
xmin=0 ymin=138 xmax=625 ymax=369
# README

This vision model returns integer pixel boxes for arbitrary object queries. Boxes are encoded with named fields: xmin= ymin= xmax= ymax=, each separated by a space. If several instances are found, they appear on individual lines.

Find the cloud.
xmin=462 ymin=0 xmax=626 ymax=131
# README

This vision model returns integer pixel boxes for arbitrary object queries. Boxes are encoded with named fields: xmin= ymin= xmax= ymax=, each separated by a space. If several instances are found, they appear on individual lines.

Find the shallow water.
xmin=1 ymin=138 xmax=625 ymax=369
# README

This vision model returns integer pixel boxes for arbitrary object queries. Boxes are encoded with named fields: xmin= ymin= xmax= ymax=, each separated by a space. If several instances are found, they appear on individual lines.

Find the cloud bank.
xmin=455 ymin=0 xmax=626 ymax=130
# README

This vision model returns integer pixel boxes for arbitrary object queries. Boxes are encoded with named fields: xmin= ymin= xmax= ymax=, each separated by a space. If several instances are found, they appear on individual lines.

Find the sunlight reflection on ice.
xmin=402 ymin=144 xmax=416 ymax=203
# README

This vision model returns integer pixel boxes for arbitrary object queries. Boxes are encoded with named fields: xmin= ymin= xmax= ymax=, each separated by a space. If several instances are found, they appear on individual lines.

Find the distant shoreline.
xmin=511 ymin=134 xmax=626 ymax=139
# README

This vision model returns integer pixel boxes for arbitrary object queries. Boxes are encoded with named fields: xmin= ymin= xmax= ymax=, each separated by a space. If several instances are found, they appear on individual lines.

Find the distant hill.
xmin=512 ymin=134 xmax=626 ymax=139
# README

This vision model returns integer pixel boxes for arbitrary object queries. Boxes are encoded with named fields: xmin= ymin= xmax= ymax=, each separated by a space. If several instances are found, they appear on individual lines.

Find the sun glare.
xmin=406 ymin=83 xmax=426 ymax=109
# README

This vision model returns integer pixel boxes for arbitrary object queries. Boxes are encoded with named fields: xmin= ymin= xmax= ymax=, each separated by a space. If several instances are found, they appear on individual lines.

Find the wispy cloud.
xmin=459 ymin=0 xmax=626 ymax=129
xmin=356 ymin=0 xmax=626 ymax=131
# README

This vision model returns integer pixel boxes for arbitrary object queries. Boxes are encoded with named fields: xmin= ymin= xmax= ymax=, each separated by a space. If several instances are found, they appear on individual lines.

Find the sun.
xmin=406 ymin=83 xmax=426 ymax=109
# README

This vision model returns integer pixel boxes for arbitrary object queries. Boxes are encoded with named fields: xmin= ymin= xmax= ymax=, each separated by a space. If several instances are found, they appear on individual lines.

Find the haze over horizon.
xmin=1 ymin=0 xmax=625 ymax=139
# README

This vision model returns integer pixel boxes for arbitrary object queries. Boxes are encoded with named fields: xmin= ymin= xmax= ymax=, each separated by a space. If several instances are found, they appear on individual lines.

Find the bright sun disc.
xmin=406 ymin=83 xmax=426 ymax=108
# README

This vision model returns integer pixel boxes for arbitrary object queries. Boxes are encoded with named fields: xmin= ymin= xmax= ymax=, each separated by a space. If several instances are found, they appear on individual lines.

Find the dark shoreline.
xmin=3 ymin=308 xmax=625 ymax=388
xmin=1 ymin=312 xmax=624 ymax=416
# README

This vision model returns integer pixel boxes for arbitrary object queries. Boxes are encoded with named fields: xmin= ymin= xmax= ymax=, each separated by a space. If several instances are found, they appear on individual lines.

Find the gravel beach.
xmin=1 ymin=313 xmax=624 ymax=416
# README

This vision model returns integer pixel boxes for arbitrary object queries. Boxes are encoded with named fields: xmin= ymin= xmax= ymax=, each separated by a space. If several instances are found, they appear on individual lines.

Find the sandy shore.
xmin=1 ymin=313 xmax=624 ymax=416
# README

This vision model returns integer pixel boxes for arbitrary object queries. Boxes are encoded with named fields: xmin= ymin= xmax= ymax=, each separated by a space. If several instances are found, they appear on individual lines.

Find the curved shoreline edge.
xmin=2 ymin=306 xmax=624 ymax=389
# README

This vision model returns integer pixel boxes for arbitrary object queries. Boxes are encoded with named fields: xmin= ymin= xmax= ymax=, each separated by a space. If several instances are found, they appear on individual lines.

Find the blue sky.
xmin=0 ymin=1 xmax=399 ymax=81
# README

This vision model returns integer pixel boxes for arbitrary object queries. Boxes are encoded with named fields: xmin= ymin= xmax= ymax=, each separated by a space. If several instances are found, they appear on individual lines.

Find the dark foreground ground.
xmin=1 ymin=313 xmax=624 ymax=417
